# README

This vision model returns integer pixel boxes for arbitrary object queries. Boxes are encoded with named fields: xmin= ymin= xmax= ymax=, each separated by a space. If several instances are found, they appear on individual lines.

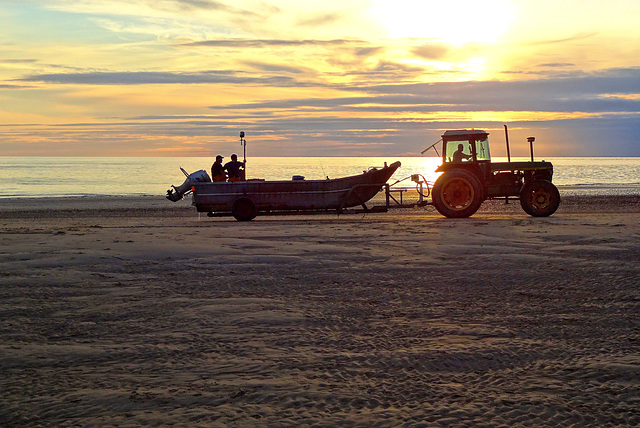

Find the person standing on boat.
xmin=224 ymin=153 xmax=245 ymax=182
xmin=211 ymin=155 xmax=227 ymax=182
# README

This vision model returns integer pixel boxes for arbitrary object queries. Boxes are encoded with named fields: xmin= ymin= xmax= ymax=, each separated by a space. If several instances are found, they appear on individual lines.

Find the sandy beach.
xmin=1 ymin=195 xmax=638 ymax=427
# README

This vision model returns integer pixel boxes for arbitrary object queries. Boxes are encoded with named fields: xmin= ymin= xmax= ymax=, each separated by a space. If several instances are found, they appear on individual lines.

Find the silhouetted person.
xmin=452 ymin=144 xmax=472 ymax=163
xmin=224 ymin=153 xmax=245 ymax=182
xmin=211 ymin=155 xmax=227 ymax=182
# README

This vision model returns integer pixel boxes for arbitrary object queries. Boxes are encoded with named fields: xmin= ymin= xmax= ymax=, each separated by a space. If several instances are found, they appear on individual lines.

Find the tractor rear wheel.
xmin=232 ymin=198 xmax=258 ymax=221
xmin=520 ymin=180 xmax=560 ymax=217
xmin=432 ymin=169 xmax=484 ymax=218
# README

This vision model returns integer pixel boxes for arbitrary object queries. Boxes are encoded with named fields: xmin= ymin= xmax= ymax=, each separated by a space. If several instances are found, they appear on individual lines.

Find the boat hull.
xmin=192 ymin=161 xmax=401 ymax=215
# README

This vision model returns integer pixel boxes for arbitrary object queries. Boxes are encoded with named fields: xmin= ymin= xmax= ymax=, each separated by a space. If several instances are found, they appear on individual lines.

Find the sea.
xmin=1 ymin=157 xmax=639 ymax=199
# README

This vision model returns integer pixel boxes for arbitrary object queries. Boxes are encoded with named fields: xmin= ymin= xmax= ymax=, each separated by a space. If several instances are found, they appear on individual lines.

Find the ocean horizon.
xmin=1 ymin=156 xmax=639 ymax=199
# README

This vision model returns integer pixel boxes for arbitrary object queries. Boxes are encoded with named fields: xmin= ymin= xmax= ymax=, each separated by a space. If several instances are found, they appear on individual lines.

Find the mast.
xmin=239 ymin=131 xmax=246 ymax=179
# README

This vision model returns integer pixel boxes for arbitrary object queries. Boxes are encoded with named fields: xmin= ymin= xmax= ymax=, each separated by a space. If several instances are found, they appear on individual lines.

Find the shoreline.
xmin=1 ymin=182 xmax=640 ymax=202
xmin=0 ymin=193 xmax=638 ymax=217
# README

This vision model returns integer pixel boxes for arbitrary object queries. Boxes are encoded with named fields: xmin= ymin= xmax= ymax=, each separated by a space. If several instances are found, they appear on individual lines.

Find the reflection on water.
xmin=0 ymin=156 xmax=639 ymax=198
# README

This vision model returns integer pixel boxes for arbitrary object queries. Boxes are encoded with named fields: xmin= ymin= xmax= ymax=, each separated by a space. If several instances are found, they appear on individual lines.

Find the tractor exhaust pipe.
xmin=504 ymin=125 xmax=511 ymax=205
xmin=527 ymin=136 xmax=535 ymax=162
xmin=504 ymin=125 xmax=511 ymax=162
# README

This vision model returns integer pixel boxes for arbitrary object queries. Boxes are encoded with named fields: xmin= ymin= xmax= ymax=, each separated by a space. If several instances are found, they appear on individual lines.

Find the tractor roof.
xmin=442 ymin=129 xmax=488 ymax=138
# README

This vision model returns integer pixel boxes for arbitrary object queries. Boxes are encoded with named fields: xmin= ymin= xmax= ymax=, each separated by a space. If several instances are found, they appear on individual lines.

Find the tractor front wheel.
xmin=432 ymin=170 xmax=484 ymax=218
xmin=520 ymin=180 xmax=560 ymax=217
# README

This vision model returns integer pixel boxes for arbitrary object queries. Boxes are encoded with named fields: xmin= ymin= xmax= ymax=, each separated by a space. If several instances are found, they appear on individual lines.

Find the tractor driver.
xmin=452 ymin=144 xmax=472 ymax=163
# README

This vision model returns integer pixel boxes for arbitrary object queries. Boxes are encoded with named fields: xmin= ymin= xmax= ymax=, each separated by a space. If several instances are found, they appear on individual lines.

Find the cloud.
xmin=212 ymin=96 xmax=386 ymax=110
xmin=412 ymin=44 xmax=450 ymax=60
xmin=0 ymin=59 xmax=38 ymax=64
xmin=171 ymin=0 xmax=232 ymax=11
xmin=296 ymin=13 xmax=341 ymax=27
xmin=371 ymin=61 xmax=424 ymax=74
xmin=47 ymin=0 xmax=250 ymax=16
xmin=530 ymin=32 xmax=598 ymax=45
xmin=354 ymin=46 xmax=383 ymax=57
xmin=16 ymin=71 xmax=305 ymax=87
xmin=0 ymin=84 xmax=35 ymax=89
xmin=240 ymin=61 xmax=307 ymax=74
xmin=351 ymin=68 xmax=640 ymax=112
xmin=206 ymin=68 xmax=640 ymax=115
xmin=182 ymin=38 xmax=362 ymax=48
xmin=537 ymin=63 xmax=576 ymax=68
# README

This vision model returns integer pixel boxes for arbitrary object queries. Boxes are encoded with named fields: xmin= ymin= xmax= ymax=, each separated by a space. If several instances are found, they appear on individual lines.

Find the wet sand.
xmin=1 ymin=195 xmax=639 ymax=426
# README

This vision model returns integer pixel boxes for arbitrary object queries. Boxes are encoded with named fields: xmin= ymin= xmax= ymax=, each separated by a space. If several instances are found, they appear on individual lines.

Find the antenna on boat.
xmin=239 ymin=131 xmax=246 ymax=178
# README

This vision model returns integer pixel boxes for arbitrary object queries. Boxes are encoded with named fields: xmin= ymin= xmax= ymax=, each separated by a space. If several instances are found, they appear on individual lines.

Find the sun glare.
xmin=370 ymin=0 xmax=515 ymax=45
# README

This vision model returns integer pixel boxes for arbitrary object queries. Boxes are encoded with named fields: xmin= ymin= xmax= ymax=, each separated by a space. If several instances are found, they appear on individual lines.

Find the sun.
xmin=369 ymin=0 xmax=515 ymax=45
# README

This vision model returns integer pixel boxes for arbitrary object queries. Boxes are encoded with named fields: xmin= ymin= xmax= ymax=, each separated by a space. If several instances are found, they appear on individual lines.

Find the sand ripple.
xmin=1 ymin=196 xmax=639 ymax=426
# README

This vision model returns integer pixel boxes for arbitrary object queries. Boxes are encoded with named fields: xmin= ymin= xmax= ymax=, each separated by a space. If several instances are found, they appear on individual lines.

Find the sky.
xmin=1 ymin=0 xmax=639 ymax=157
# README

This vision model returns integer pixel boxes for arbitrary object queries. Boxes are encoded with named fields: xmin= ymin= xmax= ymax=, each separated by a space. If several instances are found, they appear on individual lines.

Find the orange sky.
xmin=1 ymin=0 xmax=639 ymax=156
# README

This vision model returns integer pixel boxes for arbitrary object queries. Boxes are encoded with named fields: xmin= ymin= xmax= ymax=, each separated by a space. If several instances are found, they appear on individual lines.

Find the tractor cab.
xmin=436 ymin=130 xmax=492 ymax=181
xmin=441 ymin=130 xmax=490 ymax=164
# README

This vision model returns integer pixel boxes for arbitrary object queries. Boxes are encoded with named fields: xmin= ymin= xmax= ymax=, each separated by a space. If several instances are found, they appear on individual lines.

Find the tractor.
xmin=427 ymin=129 xmax=560 ymax=218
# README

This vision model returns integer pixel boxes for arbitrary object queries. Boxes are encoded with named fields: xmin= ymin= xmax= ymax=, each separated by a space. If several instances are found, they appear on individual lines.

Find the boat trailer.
xmin=202 ymin=180 xmax=426 ymax=218
xmin=383 ymin=174 xmax=432 ymax=210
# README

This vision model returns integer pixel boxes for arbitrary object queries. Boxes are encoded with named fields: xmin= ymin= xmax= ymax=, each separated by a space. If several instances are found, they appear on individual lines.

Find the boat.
xmin=166 ymin=161 xmax=401 ymax=221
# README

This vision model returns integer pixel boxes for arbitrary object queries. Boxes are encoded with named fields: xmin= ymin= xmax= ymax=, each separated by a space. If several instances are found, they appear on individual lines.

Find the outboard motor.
xmin=166 ymin=168 xmax=211 ymax=202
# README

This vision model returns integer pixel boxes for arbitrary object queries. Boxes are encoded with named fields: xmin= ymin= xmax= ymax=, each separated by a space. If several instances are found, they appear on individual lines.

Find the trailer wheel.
xmin=232 ymin=198 xmax=258 ymax=221
xmin=432 ymin=170 xmax=483 ymax=218
xmin=520 ymin=180 xmax=560 ymax=217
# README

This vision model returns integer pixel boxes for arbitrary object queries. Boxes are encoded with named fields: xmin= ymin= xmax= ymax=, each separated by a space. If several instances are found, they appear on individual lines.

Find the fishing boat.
xmin=166 ymin=161 xmax=401 ymax=221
